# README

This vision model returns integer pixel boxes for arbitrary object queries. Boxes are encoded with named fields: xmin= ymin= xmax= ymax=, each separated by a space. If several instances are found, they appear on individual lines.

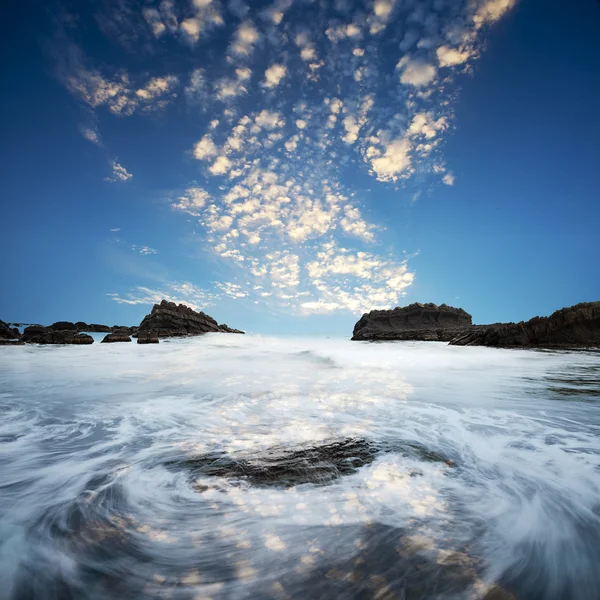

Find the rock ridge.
xmin=449 ymin=301 xmax=600 ymax=348
xmin=136 ymin=300 xmax=244 ymax=337
xmin=352 ymin=303 xmax=472 ymax=341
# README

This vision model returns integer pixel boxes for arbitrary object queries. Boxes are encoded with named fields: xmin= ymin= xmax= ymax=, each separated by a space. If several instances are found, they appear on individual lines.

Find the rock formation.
xmin=137 ymin=331 xmax=159 ymax=344
xmin=352 ymin=303 xmax=473 ymax=341
xmin=76 ymin=322 xmax=112 ymax=333
xmin=1 ymin=319 xmax=22 ymax=341
xmin=21 ymin=325 xmax=94 ymax=345
xmin=136 ymin=300 xmax=245 ymax=337
xmin=48 ymin=321 xmax=78 ymax=331
xmin=449 ymin=301 xmax=600 ymax=348
xmin=101 ymin=332 xmax=132 ymax=343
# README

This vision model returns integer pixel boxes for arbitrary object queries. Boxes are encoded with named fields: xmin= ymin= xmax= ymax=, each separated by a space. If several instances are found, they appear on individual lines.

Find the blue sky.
xmin=1 ymin=0 xmax=599 ymax=335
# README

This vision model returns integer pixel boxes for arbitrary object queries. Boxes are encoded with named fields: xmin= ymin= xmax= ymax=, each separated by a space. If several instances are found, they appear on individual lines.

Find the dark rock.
xmin=48 ymin=321 xmax=78 ymax=331
xmin=22 ymin=325 xmax=94 ymax=345
xmin=101 ymin=332 xmax=132 ymax=343
xmin=0 ymin=340 xmax=25 ymax=346
xmin=449 ymin=301 xmax=600 ymax=348
xmin=137 ymin=300 xmax=245 ymax=337
xmin=0 ymin=320 xmax=21 ymax=341
xmin=352 ymin=303 xmax=473 ymax=341
xmin=171 ymin=438 xmax=379 ymax=489
xmin=218 ymin=323 xmax=245 ymax=334
xmin=137 ymin=330 xmax=159 ymax=344
xmin=76 ymin=322 xmax=112 ymax=333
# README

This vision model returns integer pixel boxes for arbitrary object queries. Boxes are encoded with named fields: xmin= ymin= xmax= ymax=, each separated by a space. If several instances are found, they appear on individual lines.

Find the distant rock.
xmin=137 ymin=331 xmax=159 ymax=344
xmin=48 ymin=321 xmax=78 ymax=331
xmin=76 ymin=322 xmax=112 ymax=333
xmin=101 ymin=332 xmax=132 ymax=343
xmin=449 ymin=302 xmax=600 ymax=348
xmin=22 ymin=325 xmax=94 ymax=345
xmin=0 ymin=320 xmax=22 ymax=342
xmin=352 ymin=303 xmax=473 ymax=341
xmin=137 ymin=300 xmax=245 ymax=338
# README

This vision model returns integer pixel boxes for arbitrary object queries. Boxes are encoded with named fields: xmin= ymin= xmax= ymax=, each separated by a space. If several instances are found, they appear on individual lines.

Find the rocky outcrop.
xmin=137 ymin=331 xmax=159 ymax=344
xmin=352 ymin=303 xmax=473 ymax=341
xmin=48 ymin=321 xmax=78 ymax=331
xmin=22 ymin=325 xmax=94 ymax=345
xmin=101 ymin=332 xmax=132 ymax=343
xmin=76 ymin=322 xmax=112 ymax=333
xmin=449 ymin=302 xmax=600 ymax=348
xmin=136 ymin=300 xmax=245 ymax=337
xmin=0 ymin=320 xmax=22 ymax=342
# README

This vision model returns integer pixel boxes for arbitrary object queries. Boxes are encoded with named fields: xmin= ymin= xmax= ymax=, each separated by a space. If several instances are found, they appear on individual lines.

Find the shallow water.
xmin=1 ymin=335 xmax=599 ymax=600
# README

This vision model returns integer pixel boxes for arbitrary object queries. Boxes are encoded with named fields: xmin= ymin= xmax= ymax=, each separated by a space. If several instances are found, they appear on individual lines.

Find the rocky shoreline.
xmin=352 ymin=301 xmax=600 ymax=349
xmin=0 ymin=300 xmax=244 ymax=346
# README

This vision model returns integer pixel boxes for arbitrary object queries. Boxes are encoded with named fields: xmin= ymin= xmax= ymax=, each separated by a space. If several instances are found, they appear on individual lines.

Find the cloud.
xmin=436 ymin=46 xmax=472 ymax=67
xmin=397 ymin=56 xmax=437 ymax=87
xmin=132 ymin=245 xmax=158 ymax=255
xmin=263 ymin=63 xmax=287 ymax=88
xmin=370 ymin=139 xmax=412 ymax=182
xmin=193 ymin=135 xmax=218 ymax=160
xmin=229 ymin=21 xmax=261 ymax=56
xmin=80 ymin=125 xmax=100 ymax=144
xmin=442 ymin=172 xmax=455 ymax=185
xmin=58 ymin=0 xmax=520 ymax=316
xmin=109 ymin=282 xmax=217 ymax=311
xmin=105 ymin=160 xmax=132 ymax=182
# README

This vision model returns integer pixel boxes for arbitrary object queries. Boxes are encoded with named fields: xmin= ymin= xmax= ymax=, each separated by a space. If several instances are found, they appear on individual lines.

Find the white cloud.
xmin=80 ymin=126 xmax=100 ymax=144
xmin=109 ymin=283 xmax=216 ymax=311
xmin=193 ymin=135 xmax=218 ymax=160
xmin=230 ymin=21 xmax=261 ymax=56
xmin=436 ymin=46 xmax=472 ymax=67
xmin=370 ymin=139 xmax=412 ymax=181
xmin=474 ymin=0 xmax=518 ymax=28
xmin=263 ymin=63 xmax=287 ymax=88
xmin=442 ymin=172 xmax=455 ymax=185
xmin=132 ymin=245 xmax=158 ymax=255
xmin=209 ymin=155 xmax=233 ymax=175
xmin=105 ymin=160 xmax=132 ymax=182
xmin=181 ymin=18 xmax=202 ymax=41
xmin=397 ymin=56 xmax=437 ymax=87
xmin=255 ymin=110 xmax=284 ymax=129
xmin=173 ymin=187 xmax=211 ymax=216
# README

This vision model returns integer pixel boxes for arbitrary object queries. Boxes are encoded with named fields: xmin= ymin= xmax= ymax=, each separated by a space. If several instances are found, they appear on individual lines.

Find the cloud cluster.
xmin=62 ymin=0 xmax=518 ymax=315
xmin=105 ymin=160 xmax=132 ymax=183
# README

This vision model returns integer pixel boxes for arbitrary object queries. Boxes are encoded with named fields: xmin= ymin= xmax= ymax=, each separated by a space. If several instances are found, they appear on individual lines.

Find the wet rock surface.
xmin=137 ymin=300 xmax=244 ymax=337
xmin=449 ymin=301 xmax=600 ymax=348
xmin=136 ymin=330 xmax=159 ymax=344
xmin=170 ymin=438 xmax=456 ymax=490
xmin=21 ymin=325 xmax=94 ymax=345
xmin=352 ymin=303 xmax=473 ymax=341
xmin=101 ymin=332 xmax=132 ymax=343
xmin=173 ymin=439 xmax=378 ymax=488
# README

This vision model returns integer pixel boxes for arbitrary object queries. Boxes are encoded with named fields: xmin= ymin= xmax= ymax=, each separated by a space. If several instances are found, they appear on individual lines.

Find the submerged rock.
xmin=172 ymin=438 xmax=379 ymax=488
xmin=137 ymin=330 xmax=159 ymax=344
xmin=449 ymin=301 xmax=600 ymax=348
xmin=137 ymin=299 xmax=245 ymax=338
xmin=22 ymin=325 xmax=94 ymax=345
xmin=352 ymin=303 xmax=473 ymax=341
xmin=101 ymin=332 xmax=132 ymax=343
xmin=171 ymin=438 xmax=455 ymax=490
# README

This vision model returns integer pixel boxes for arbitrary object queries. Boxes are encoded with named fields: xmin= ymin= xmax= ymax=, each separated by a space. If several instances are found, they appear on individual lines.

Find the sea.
xmin=1 ymin=335 xmax=599 ymax=600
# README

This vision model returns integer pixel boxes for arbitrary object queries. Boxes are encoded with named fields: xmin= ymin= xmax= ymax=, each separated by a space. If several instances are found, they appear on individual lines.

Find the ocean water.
xmin=0 ymin=335 xmax=599 ymax=600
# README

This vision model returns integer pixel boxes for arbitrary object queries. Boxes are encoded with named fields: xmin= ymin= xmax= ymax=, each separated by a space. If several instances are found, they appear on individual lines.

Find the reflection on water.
xmin=0 ymin=336 xmax=599 ymax=599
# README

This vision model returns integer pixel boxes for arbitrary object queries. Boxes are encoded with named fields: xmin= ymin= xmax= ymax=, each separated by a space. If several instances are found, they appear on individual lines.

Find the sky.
xmin=1 ymin=0 xmax=599 ymax=335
